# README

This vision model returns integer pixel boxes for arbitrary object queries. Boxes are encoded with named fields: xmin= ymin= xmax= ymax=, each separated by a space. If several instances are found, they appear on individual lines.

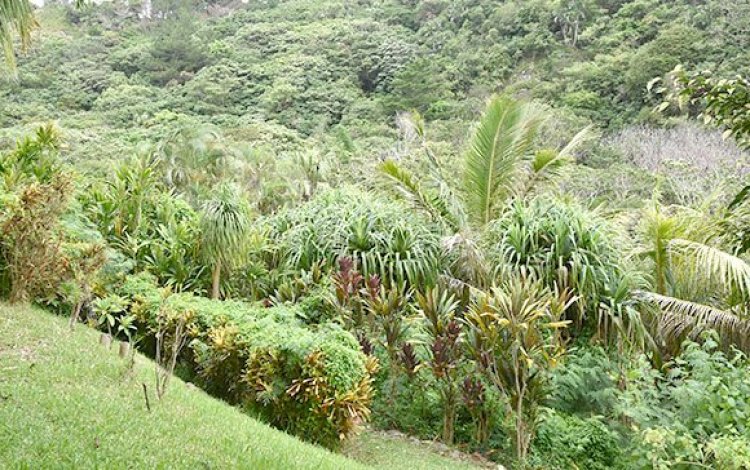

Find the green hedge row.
xmin=119 ymin=273 xmax=375 ymax=448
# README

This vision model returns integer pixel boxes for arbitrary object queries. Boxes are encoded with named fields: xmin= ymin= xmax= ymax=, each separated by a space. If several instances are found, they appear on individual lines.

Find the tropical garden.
xmin=1 ymin=0 xmax=750 ymax=468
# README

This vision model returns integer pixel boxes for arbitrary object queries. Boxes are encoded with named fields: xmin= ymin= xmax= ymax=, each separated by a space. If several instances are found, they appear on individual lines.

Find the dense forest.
xmin=2 ymin=0 xmax=750 ymax=468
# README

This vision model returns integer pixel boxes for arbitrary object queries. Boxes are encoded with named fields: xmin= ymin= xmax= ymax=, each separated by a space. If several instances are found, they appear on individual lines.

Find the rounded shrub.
xmin=268 ymin=185 xmax=444 ymax=288
xmin=532 ymin=409 xmax=620 ymax=470
xmin=161 ymin=293 xmax=375 ymax=448
xmin=484 ymin=197 xmax=632 ymax=328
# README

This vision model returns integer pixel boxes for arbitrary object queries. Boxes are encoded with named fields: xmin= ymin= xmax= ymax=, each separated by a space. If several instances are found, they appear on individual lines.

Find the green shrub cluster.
xmin=532 ymin=410 xmax=620 ymax=470
xmin=163 ymin=293 xmax=375 ymax=448
xmin=269 ymin=186 xmax=444 ymax=288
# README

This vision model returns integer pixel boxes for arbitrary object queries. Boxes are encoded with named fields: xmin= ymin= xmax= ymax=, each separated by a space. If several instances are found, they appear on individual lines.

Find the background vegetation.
xmin=2 ymin=0 xmax=750 ymax=468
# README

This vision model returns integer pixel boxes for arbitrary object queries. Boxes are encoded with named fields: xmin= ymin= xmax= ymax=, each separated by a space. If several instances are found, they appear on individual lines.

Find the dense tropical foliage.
xmin=2 ymin=0 xmax=750 ymax=468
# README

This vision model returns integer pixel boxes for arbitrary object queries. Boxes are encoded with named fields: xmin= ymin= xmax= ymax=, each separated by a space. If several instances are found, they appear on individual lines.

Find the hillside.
xmin=1 ymin=1 xmax=750 ymax=468
xmin=0 ymin=303 xmax=481 ymax=469
xmin=0 ymin=303 xmax=365 ymax=468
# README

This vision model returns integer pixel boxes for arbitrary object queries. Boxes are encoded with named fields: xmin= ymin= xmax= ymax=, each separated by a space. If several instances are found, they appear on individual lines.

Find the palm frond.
xmin=379 ymin=159 xmax=462 ymax=231
xmin=464 ymin=95 xmax=544 ymax=227
xmin=0 ymin=0 xmax=36 ymax=73
xmin=668 ymin=239 xmax=750 ymax=300
xmin=557 ymin=125 xmax=596 ymax=160
xmin=637 ymin=291 xmax=750 ymax=354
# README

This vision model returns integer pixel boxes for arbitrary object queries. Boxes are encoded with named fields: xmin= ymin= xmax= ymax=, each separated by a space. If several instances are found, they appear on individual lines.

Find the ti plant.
xmin=363 ymin=277 xmax=410 ymax=401
xmin=416 ymin=287 xmax=462 ymax=445
xmin=332 ymin=256 xmax=364 ymax=329
xmin=461 ymin=375 xmax=491 ymax=445
xmin=399 ymin=342 xmax=420 ymax=380
xmin=465 ymin=273 xmax=572 ymax=462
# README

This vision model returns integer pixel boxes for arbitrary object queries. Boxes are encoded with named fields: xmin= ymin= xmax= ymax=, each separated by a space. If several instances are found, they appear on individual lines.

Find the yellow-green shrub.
xmin=162 ymin=293 xmax=375 ymax=448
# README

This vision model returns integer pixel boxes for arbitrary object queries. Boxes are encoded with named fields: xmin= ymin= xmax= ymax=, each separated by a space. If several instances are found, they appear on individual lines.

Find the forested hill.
xmin=1 ymin=1 xmax=747 ymax=207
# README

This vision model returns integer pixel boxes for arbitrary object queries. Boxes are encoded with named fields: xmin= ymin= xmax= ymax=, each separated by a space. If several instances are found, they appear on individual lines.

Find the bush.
xmin=160 ymin=293 xmax=375 ymax=448
xmin=485 ymin=197 xmax=631 ymax=330
xmin=532 ymin=409 xmax=620 ymax=470
xmin=269 ymin=186 xmax=443 ymax=289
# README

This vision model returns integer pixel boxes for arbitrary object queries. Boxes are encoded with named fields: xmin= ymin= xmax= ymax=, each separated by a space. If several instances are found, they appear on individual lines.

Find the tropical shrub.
xmin=622 ymin=335 xmax=750 ymax=468
xmin=484 ymin=197 xmax=637 ymax=338
xmin=532 ymin=409 xmax=620 ymax=470
xmin=160 ymin=293 xmax=376 ymax=448
xmin=269 ymin=186 xmax=443 ymax=288
xmin=465 ymin=273 xmax=572 ymax=462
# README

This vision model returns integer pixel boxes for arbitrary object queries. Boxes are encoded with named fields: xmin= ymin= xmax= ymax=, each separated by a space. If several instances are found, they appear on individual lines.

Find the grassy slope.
xmin=0 ymin=303 xmax=482 ymax=469
xmin=0 ymin=303 xmax=364 ymax=469
xmin=344 ymin=431 xmax=486 ymax=470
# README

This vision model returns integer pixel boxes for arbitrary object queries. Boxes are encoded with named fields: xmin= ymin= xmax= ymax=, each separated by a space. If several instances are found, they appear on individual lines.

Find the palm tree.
xmin=200 ymin=184 xmax=250 ymax=299
xmin=638 ymin=239 xmax=750 ymax=355
xmin=156 ymin=125 xmax=231 ymax=197
xmin=1 ymin=0 xmax=36 ymax=73
xmin=380 ymin=95 xmax=591 ymax=287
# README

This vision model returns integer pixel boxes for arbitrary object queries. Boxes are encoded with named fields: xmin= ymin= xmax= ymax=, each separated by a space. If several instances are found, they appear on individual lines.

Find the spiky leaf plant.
xmin=200 ymin=184 xmax=251 ymax=299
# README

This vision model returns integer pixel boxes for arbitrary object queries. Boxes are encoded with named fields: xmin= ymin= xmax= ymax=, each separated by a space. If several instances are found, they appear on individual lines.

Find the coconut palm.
xmin=200 ymin=184 xmax=250 ymax=299
xmin=380 ymin=95 xmax=592 ymax=287
xmin=1 ymin=0 xmax=36 ymax=73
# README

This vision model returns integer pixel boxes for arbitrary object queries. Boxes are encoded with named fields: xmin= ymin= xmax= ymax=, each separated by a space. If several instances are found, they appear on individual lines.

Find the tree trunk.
xmin=211 ymin=261 xmax=221 ymax=299
xmin=69 ymin=301 xmax=82 ymax=330
xmin=442 ymin=387 xmax=456 ymax=445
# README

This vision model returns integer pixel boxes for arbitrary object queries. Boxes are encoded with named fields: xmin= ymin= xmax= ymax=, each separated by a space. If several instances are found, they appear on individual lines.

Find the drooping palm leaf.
xmin=379 ymin=159 xmax=463 ymax=231
xmin=464 ymin=95 xmax=544 ymax=227
xmin=529 ymin=125 xmax=595 ymax=176
xmin=668 ymin=239 xmax=750 ymax=301
xmin=637 ymin=291 xmax=750 ymax=353
xmin=0 ymin=0 xmax=36 ymax=73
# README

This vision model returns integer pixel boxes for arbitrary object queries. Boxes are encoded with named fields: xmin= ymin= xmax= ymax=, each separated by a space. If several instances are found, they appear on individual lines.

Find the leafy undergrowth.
xmin=0 ymin=303 xmax=482 ymax=469
xmin=0 ymin=302 xmax=362 ymax=469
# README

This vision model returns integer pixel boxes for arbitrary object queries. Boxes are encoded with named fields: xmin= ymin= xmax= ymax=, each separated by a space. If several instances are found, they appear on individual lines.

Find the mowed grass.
xmin=0 ymin=303 xmax=366 ymax=469
xmin=344 ymin=431 xmax=486 ymax=470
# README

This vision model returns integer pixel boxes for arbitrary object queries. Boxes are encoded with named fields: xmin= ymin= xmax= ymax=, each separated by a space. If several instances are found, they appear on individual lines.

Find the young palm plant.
xmin=379 ymin=95 xmax=591 ymax=288
xmin=637 ymin=239 xmax=750 ymax=355
xmin=200 ymin=184 xmax=251 ymax=299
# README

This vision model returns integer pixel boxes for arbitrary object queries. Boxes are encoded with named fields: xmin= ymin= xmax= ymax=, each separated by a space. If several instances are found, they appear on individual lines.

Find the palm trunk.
xmin=211 ymin=260 xmax=221 ymax=299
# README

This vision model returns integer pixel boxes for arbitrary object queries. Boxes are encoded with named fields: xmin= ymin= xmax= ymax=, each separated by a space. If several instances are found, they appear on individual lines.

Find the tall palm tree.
xmin=380 ymin=95 xmax=591 ymax=287
xmin=1 ymin=0 xmax=36 ymax=73
xmin=200 ymin=184 xmax=250 ymax=299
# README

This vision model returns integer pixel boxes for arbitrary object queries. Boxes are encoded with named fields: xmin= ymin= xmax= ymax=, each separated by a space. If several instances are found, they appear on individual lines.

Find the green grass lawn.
xmin=0 ymin=303 xmax=483 ymax=469
xmin=344 ymin=430 xmax=487 ymax=470
xmin=0 ymin=302 xmax=364 ymax=469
